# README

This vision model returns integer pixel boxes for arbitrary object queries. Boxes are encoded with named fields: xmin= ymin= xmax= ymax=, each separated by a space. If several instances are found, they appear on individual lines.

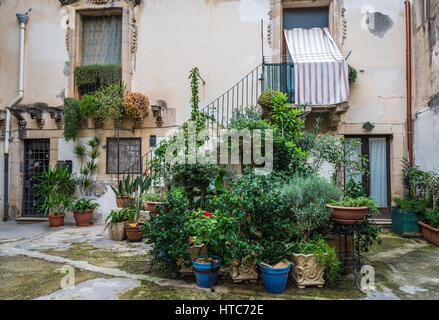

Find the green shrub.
xmin=293 ymin=239 xmax=341 ymax=286
xmin=393 ymin=197 xmax=429 ymax=213
xmin=142 ymin=188 xmax=191 ymax=279
xmin=79 ymin=94 xmax=96 ymax=118
xmin=94 ymin=83 xmax=125 ymax=123
xmin=257 ymin=91 xmax=277 ymax=108
xmin=348 ymin=65 xmax=358 ymax=85
xmin=62 ymin=97 xmax=81 ymax=141
xmin=423 ymin=209 xmax=439 ymax=228
xmin=279 ymin=175 xmax=343 ymax=239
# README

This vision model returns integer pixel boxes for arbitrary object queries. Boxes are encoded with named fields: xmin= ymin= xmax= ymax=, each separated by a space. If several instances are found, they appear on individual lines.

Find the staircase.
xmin=121 ymin=63 xmax=295 ymax=180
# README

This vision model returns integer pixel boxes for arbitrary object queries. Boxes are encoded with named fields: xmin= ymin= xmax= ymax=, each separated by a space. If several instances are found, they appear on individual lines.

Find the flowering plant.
xmin=123 ymin=92 xmax=149 ymax=119
xmin=185 ymin=209 xmax=231 ymax=262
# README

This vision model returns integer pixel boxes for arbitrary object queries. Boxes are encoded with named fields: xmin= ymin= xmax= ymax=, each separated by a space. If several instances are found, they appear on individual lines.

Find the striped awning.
xmin=284 ymin=27 xmax=349 ymax=106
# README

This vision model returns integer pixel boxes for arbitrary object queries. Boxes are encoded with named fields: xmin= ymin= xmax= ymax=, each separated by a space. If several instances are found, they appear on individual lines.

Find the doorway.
xmin=345 ymin=135 xmax=391 ymax=220
xmin=22 ymin=139 xmax=50 ymax=217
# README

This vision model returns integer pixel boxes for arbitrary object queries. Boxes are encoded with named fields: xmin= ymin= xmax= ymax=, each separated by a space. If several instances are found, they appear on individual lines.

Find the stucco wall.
xmin=412 ymin=0 xmax=439 ymax=175
xmin=0 ymin=0 xmax=413 ymax=220
xmin=339 ymin=0 xmax=408 ymax=200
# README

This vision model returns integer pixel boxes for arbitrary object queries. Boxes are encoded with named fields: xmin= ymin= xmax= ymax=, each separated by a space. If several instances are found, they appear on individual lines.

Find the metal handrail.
xmin=121 ymin=63 xmax=295 ymax=180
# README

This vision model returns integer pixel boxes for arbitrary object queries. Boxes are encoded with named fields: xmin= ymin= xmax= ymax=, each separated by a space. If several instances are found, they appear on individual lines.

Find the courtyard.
xmin=1 ymin=221 xmax=438 ymax=300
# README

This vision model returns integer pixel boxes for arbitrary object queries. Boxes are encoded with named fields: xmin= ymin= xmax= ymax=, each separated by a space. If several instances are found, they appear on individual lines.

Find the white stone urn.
xmin=291 ymin=253 xmax=325 ymax=289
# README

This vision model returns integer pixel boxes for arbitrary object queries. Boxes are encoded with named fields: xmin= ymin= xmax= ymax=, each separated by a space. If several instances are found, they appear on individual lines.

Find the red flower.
xmin=204 ymin=211 xmax=211 ymax=217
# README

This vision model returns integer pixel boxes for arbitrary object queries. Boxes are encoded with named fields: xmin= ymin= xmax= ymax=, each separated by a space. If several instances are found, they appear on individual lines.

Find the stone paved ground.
xmin=1 ymin=221 xmax=438 ymax=300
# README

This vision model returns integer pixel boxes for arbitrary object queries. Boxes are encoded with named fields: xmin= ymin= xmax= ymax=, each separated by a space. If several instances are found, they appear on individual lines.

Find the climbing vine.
xmin=62 ymin=97 xmax=81 ymax=141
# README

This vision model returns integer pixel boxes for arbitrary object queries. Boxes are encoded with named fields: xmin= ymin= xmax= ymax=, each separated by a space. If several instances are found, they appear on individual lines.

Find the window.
xmin=345 ymin=136 xmax=391 ymax=219
xmin=82 ymin=15 xmax=122 ymax=66
xmin=106 ymin=138 xmax=141 ymax=174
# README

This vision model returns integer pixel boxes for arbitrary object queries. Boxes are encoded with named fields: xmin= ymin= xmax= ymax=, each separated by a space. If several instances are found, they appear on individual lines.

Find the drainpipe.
xmin=405 ymin=1 xmax=414 ymax=167
xmin=3 ymin=13 xmax=29 ymax=221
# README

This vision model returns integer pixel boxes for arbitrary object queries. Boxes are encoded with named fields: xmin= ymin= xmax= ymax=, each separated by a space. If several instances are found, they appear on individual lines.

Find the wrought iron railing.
xmin=120 ymin=63 xmax=295 ymax=180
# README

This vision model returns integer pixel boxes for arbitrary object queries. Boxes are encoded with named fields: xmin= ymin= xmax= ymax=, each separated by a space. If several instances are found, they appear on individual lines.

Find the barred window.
xmin=106 ymin=138 xmax=141 ymax=174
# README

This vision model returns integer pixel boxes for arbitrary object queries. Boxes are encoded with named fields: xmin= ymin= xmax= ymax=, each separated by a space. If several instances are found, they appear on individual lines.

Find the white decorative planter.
xmin=291 ymin=253 xmax=325 ymax=289
xmin=108 ymin=222 xmax=126 ymax=241
xmin=230 ymin=259 xmax=259 ymax=283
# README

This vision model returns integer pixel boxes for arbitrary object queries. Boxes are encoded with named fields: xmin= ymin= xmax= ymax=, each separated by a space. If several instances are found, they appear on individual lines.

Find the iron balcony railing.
xmin=121 ymin=63 xmax=295 ymax=179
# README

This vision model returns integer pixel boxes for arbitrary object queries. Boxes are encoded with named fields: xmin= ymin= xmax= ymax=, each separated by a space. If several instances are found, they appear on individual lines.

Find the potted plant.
xmin=259 ymin=260 xmax=292 ymax=294
xmin=144 ymin=192 xmax=167 ymax=216
xmin=185 ymin=209 xmax=224 ymax=289
xmin=105 ymin=209 xmax=128 ymax=241
xmin=72 ymin=198 xmax=100 ymax=227
xmin=36 ymin=166 xmax=76 ymax=227
xmin=124 ymin=205 xmax=144 ymax=242
xmin=327 ymin=197 xmax=379 ymax=225
xmin=291 ymin=239 xmax=340 ymax=289
xmin=42 ymin=192 xmax=73 ymax=228
xmin=392 ymin=158 xmax=437 ymax=237
xmin=392 ymin=198 xmax=427 ymax=237
xmin=111 ymin=175 xmax=136 ymax=208
xmin=419 ymin=209 xmax=439 ymax=246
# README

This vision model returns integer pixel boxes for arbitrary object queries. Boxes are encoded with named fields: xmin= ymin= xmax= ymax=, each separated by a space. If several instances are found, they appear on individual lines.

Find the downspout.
xmin=3 ymin=13 xmax=29 ymax=221
xmin=405 ymin=1 xmax=414 ymax=167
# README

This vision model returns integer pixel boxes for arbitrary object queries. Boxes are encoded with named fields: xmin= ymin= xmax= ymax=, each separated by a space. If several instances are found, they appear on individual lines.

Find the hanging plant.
xmin=94 ymin=83 xmax=126 ymax=123
xmin=62 ymin=97 xmax=81 ymax=141
xmin=75 ymin=64 xmax=122 ymax=96
xmin=123 ymin=92 xmax=149 ymax=119
xmin=348 ymin=65 xmax=358 ymax=85
xmin=79 ymin=94 xmax=97 ymax=119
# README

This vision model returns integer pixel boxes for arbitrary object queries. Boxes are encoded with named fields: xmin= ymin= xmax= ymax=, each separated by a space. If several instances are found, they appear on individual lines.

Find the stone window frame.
xmin=269 ymin=0 xmax=346 ymax=63
xmin=65 ymin=1 xmax=136 ymax=98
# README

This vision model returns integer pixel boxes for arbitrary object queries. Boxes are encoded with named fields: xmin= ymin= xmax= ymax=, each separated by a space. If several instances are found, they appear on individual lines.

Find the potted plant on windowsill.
xmin=327 ymin=197 xmax=379 ymax=225
xmin=105 ymin=208 xmax=128 ymax=241
xmin=72 ymin=198 xmax=100 ymax=227
xmin=419 ymin=209 xmax=439 ymax=247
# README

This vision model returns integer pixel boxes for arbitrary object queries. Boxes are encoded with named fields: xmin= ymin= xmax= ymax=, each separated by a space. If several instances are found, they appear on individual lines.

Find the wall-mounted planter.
xmin=391 ymin=206 xmax=422 ymax=238
xmin=418 ymin=221 xmax=439 ymax=247
xmin=291 ymin=253 xmax=325 ymax=289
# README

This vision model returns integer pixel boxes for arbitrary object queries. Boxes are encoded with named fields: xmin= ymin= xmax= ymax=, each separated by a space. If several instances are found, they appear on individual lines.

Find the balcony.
xmin=262 ymin=63 xmax=349 ymax=131
xmin=262 ymin=63 xmax=295 ymax=103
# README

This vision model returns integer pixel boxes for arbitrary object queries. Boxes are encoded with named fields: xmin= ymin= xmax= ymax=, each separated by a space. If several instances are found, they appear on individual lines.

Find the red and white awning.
xmin=284 ymin=27 xmax=349 ymax=106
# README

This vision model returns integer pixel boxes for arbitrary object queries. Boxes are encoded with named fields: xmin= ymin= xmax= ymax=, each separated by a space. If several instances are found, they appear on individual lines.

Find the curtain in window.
xmin=369 ymin=138 xmax=387 ymax=207
xmin=82 ymin=16 xmax=122 ymax=66
xmin=345 ymin=138 xmax=362 ymax=185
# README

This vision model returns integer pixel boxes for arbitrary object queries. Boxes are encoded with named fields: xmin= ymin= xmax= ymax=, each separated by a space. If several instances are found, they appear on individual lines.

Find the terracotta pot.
xmin=108 ymin=221 xmax=126 ymax=241
xmin=125 ymin=223 xmax=144 ymax=242
xmin=73 ymin=208 xmax=94 ymax=227
xmin=48 ymin=214 xmax=65 ymax=228
xmin=326 ymin=204 xmax=368 ymax=224
xmin=418 ymin=221 xmax=439 ymax=247
xmin=116 ymin=196 xmax=135 ymax=208
xmin=145 ymin=201 xmax=169 ymax=216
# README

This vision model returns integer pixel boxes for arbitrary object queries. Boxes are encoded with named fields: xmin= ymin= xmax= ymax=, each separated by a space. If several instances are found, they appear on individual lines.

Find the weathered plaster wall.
xmin=339 ymin=0 xmax=408 ymax=200
xmin=0 ymin=0 xmax=273 ymax=220
xmin=412 ymin=0 xmax=439 ymax=174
